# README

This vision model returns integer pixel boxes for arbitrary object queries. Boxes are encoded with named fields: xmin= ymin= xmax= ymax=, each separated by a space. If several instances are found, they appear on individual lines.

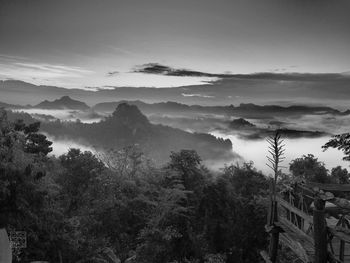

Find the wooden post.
xmin=339 ymin=240 xmax=345 ymax=262
xmin=339 ymin=219 xmax=346 ymax=262
xmin=313 ymin=198 xmax=327 ymax=263
xmin=268 ymin=201 xmax=279 ymax=263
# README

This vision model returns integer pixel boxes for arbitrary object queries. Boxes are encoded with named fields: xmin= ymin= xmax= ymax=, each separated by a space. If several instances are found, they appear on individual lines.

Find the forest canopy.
xmin=1 ymin=111 xmax=349 ymax=263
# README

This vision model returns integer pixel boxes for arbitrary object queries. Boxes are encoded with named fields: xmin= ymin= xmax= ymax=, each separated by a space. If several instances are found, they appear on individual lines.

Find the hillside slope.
xmin=42 ymin=103 xmax=234 ymax=164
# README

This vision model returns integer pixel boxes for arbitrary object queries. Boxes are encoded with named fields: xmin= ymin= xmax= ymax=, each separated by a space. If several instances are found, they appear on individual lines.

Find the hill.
xmin=93 ymin=100 xmax=191 ymax=114
xmin=42 ymin=103 xmax=234 ymax=164
xmin=0 ymin=101 xmax=17 ymax=109
xmin=35 ymin=96 xmax=90 ymax=110
xmin=93 ymin=100 xmax=347 ymax=118
xmin=229 ymin=118 xmax=256 ymax=129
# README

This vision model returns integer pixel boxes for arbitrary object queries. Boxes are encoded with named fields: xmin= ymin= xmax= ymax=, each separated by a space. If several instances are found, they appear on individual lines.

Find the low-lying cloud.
xmin=48 ymin=137 xmax=95 ymax=157
xmin=181 ymin=93 xmax=215 ymax=98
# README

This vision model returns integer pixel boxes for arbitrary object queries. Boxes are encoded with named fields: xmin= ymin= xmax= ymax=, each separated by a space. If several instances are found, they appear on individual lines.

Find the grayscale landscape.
xmin=1 ymin=1 xmax=350 ymax=262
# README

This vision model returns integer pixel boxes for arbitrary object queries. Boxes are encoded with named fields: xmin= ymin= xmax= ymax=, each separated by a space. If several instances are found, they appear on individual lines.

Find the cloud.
xmin=0 ymin=61 xmax=93 ymax=84
xmin=0 ymin=54 xmax=29 ymax=61
xmin=107 ymin=71 xmax=119 ymax=77
xmin=133 ymin=63 xmax=224 ymax=77
xmin=0 ymin=59 xmax=96 ymax=89
xmin=232 ymin=72 xmax=350 ymax=82
xmin=133 ymin=63 xmax=350 ymax=83
xmin=14 ymin=63 xmax=92 ymax=75
xmin=107 ymin=46 xmax=136 ymax=56
xmin=181 ymin=93 xmax=215 ymax=98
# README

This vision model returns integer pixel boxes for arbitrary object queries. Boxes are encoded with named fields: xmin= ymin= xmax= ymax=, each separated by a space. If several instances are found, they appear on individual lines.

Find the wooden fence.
xmin=261 ymin=181 xmax=350 ymax=263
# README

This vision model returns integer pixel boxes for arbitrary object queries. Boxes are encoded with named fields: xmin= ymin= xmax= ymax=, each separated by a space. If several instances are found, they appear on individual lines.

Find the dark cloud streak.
xmin=107 ymin=71 xmax=119 ymax=77
xmin=132 ymin=63 xmax=350 ymax=82
xmin=133 ymin=63 xmax=223 ymax=77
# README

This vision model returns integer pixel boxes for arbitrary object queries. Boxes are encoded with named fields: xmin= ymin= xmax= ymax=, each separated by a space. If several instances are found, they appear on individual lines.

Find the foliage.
xmin=266 ymin=131 xmax=285 ymax=182
xmin=289 ymin=154 xmax=330 ymax=183
xmin=1 ymin=114 xmax=270 ymax=263
xmin=331 ymin=166 xmax=349 ymax=184
xmin=13 ymin=119 xmax=53 ymax=155
xmin=0 ymin=110 xmax=56 ymax=261
xmin=323 ymin=133 xmax=350 ymax=161
xmin=6 ymin=109 xmax=350 ymax=263
xmin=222 ymin=162 xmax=269 ymax=197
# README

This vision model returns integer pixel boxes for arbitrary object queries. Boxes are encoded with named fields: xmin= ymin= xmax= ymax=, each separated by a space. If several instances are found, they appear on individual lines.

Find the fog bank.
xmin=211 ymin=131 xmax=348 ymax=176
xmin=48 ymin=138 xmax=95 ymax=157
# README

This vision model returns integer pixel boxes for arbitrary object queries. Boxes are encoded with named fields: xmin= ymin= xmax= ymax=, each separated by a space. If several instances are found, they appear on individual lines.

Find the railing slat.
xmin=306 ymin=182 xmax=350 ymax=192
xmin=276 ymin=217 xmax=314 ymax=245
xmin=279 ymin=233 xmax=313 ymax=263
xmin=328 ymin=226 xmax=350 ymax=243
xmin=275 ymin=216 xmax=314 ymax=262
xmin=260 ymin=250 xmax=273 ymax=263
xmin=276 ymin=196 xmax=313 ymax=224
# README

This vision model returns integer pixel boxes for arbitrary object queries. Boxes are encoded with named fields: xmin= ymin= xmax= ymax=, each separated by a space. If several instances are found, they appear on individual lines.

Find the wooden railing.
xmin=261 ymin=181 xmax=350 ymax=263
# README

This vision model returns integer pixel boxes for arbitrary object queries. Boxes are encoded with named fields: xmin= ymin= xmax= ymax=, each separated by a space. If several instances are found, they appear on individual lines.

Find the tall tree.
xmin=331 ymin=166 xmax=349 ymax=184
xmin=0 ymin=110 xmax=57 ymax=261
xmin=289 ymin=154 xmax=330 ymax=183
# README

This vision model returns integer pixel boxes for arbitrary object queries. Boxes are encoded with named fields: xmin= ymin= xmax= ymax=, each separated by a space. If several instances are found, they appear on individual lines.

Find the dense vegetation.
xmin=0 ymin=111 xmax=267 ymax=263
xmin=1 ymin=109 xmax=350 ymax=263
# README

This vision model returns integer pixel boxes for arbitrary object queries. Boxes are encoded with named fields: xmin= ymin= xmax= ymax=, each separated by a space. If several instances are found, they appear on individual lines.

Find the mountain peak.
xmin=111 ymin=103 xmax=149 ymax=124
xmin=59 ymin=95 xmax=72 ymax=101
xmin=229 ymin=118 xmax=255 ymax=129
xmin=35 ymin=96 xmax=90 ymax=110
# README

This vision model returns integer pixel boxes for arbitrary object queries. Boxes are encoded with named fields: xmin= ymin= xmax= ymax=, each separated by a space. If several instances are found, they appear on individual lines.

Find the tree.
xmin=58 ymin=148 xmax=106 ymax=215
xmin=136 ymin=181 xmax=191 ymax=263
xmin=323 ymin=133 xmax=350 ymax=161
xmin=137 ymin=150 xmax=213 ymax=263
xmin=97 ymin=145 xmax=148 ymax=179
xmin=222 ymin=162 xmax=268 ymax=197
xmin=13 ymin=119 xmax=53 ymax=155
xmin=0 ymin=110 xmax=57 ymax=261
xmin=198 ymin=163 xmax=268 ymax=262
xmin=289 ymin=154 xmax=330 ymax=183
xmin=331 ymin=166 xmax=349 ymax=184
xmin=168 ymin=149 xmax=208 ymax=192
xmin=0 ymin=111 xmax=51 ymax=222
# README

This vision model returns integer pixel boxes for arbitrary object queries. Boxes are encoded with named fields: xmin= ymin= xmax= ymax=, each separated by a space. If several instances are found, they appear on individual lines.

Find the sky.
xmin=1 ymin=0 xmax=350 ymax=89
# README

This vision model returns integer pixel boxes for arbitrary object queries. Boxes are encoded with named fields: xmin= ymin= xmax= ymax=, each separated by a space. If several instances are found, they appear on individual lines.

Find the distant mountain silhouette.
xmin=110 ymin=103 xmax=151 ymax=128
xmin=276 ymin=129 xmax=326 ymax=139
xmin=93 ymin=100 xmax=348 ymax=118
xmin=42 ymin=103 xmax=234 ymax=164
xmin=2 ymin=77 xmax=350 ymax=109
xmin=239 ymin=128 xmax=327 ymax=140
xmin=229 ymin=118 xmax=255 ymax=129
xmin=93 ymin=100 xmax=191 ymax=113
xmin=235 ymin=103 xmax=341 ymax=117
xmin=35 ymin=96 xmax=90 ymax=110
xmin=0 ymin=101 xmax=17 ymax=108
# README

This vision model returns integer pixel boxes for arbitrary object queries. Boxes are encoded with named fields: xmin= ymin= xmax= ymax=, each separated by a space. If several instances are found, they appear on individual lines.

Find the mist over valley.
xmin=2 ymin=90 xmax=349 ymax=173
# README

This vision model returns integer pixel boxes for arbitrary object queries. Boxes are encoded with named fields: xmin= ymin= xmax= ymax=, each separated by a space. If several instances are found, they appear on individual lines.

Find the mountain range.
xmin=40 ymin=103 xmax=234 ymax=164
xmin=1 ymin=94 xmax=349 ymax=119
xmin=92 ymin=100 xmax=349 ymax=118
xmin=2 ymin=75 xmax=350 ymax=109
